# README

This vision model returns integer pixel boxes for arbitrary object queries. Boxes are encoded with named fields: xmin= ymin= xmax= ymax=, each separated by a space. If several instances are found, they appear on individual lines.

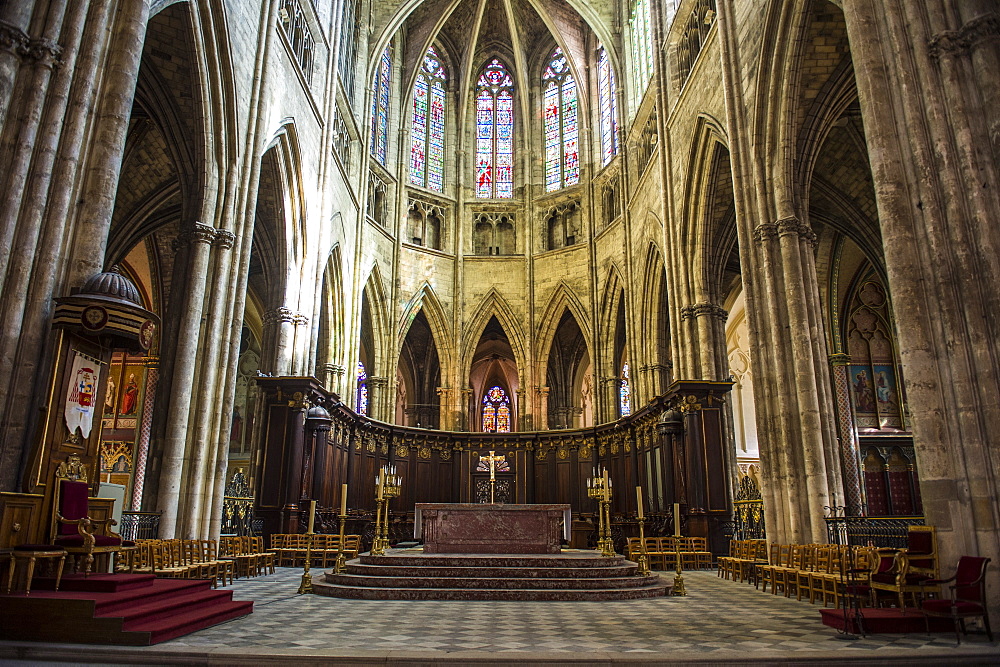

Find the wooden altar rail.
xmin=252 ymin=377 xmax=735 ymax=556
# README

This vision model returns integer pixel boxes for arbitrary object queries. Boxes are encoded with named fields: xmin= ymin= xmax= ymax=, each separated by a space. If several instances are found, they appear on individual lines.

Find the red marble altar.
xmin=415 ymin=503 xmax=571 ymax=554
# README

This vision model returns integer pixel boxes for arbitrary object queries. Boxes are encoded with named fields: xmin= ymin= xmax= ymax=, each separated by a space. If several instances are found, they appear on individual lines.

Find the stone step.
xmin=311 ymin=581 xmax=671 ymax=601
xmin=344 ymin=562 xmax=639 ymax=579
xmin=357 ymin=553 xmax=627 ymax=569
xmin=325 ymin=572 xmax=664 ymax=590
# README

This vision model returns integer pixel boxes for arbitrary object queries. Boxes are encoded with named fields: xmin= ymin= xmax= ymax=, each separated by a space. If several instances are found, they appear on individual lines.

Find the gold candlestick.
xmin=334 ymin=513 xmax=348 ymax=574
xmin=297 ymin=529 xmax=314 ymax=594
xmin=371 ymin=464 xmax=401 ymax=556
xmin=672 ymin=513 xmax=686 ymax=596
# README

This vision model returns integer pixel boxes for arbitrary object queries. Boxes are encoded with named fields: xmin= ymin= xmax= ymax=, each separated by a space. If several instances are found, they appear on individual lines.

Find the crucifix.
xmin=481 ymin=450 xmax=505 ymax=503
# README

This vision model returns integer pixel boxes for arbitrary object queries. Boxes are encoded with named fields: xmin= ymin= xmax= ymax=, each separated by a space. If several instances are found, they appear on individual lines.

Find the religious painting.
xmin=100 ymin=440 xmax=134 ymax=488
xmin=848 ymin=364 xmax=878 ymax=429
xmin=120 ymin=372 xmax=140 ymax=415
xmin=872 ymin=364 xmax=902 ymax=429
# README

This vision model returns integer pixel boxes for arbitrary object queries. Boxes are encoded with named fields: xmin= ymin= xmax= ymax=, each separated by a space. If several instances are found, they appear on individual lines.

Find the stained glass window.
xmin=371 ymin=46 xmax=391 ymax=164
xmin=356 ymin=361 xmax=369 ymax=416
xmin=598 ymin=47 xmax=619 ymax=165
xmin=482 ymin=385 xmax=511 ymax=432
xmin=630 ymin=0 xmax=653 ymax=95
xmin=475 ymin=59 xmax=514 ymax=199
xmin=542 ymin=48 xmax=579 ymax=192
xmin=410 ymin=47 xmax=446 ymax=191
xmin=619 ymin=363 xmax=632 ymax=417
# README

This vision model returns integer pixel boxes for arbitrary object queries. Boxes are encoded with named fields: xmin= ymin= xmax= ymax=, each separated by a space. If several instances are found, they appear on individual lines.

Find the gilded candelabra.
xmin=586 ymin=467 xmax=616 ymax=557
xmin=370 ymin=464 xmax=401 ymax=556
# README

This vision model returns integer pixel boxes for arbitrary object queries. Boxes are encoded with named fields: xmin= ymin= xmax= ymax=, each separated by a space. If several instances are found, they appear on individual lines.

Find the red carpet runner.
xmin=820 ymin=607 xmax=954 ymax=634
xmin=0 ymin=573 xmax=252 ymax=645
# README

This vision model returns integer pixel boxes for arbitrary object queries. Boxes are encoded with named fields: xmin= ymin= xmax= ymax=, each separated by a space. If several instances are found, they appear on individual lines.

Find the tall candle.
xmin=673 ymin=502 xmax=681 ymax=537
xmin=602 ymin=469 xmax=610 ymax=501
xmin=636 ymin=486 xmax=644 ymax=519
xmin=307 ymin=499 xmax=316 ymax=533
xmin=340 ymin=483 xmax=348 ymax=516
xmin=376 ymin=468 xmax=384 ymax=501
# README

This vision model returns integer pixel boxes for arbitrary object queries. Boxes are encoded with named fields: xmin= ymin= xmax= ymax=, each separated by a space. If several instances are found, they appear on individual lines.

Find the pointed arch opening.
xmin=469 ymin=316 xmax=519 ymax=432
xmin=544 ymin=309 xmax=590 ymax=429
xmin=396 ymin=310 xmax=442 ymax=428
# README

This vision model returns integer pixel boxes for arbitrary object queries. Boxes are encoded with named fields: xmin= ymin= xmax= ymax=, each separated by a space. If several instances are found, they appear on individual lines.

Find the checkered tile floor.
xmin=2 ymin=567 xmax=997 ymax=664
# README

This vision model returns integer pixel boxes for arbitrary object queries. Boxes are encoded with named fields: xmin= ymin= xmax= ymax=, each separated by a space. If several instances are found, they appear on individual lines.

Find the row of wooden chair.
xmin=269 ymin=533 xmax=361 ymax=568
xmin=219 ymin=536 xmax=276 ymax=578
xmin=132 ymin=539 xmax=234 ymax=588
xmin=626 ymin=537 xmax=713 ymax=570
xmin=759 ymin=543 xmax=879 ymax=606
xmin=717 ymin=539 xmax=768 ymax=582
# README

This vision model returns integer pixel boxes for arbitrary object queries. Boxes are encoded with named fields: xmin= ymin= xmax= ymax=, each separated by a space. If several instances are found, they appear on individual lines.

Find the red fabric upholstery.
xmin=953 ymin=556 xmax=989 ymax=601
xmin=58 ymin=480 xmax=91 ymax=535
xmin=923 ymin=599 xmax=984 ymax=614
xmin=907 ymin=530 xmax=933 ymax=555
xmin=54 ymin=534 xmax=122 ymax=547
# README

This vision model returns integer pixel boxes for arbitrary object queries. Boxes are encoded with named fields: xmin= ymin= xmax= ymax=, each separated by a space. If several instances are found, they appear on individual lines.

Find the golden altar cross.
xmin=481 ymin=450 xmax=506 ymax=503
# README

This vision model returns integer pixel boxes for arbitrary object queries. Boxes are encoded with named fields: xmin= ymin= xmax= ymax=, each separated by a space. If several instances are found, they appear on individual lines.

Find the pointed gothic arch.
xmin=460 ymin=288 xmax=528 ymax=376
xmin=397 ymin=282 xmax=454 ymax=385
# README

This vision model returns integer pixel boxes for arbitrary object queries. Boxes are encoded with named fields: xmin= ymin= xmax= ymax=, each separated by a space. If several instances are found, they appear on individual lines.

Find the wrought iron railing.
xmin=221 ymin=496 xmax=256 ymax=536
xmin=119 ymin=511 xmax=161 ymax=540
xmin=824 ymin=516 xmax=924 ymax=549
xmin=733 ymin=500 xmax=765 ymax=540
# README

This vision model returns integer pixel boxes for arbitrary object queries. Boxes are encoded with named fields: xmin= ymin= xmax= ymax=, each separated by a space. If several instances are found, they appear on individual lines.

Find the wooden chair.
xmin=871 ymin=549 xmax=939 ymax=611
xmin=761 ymin=543 xmax=785 ymax=593
xmin=51 ymin=455 xmax=125 ymax=574
xmin=921 ymin=556 xmax=993 ymax=644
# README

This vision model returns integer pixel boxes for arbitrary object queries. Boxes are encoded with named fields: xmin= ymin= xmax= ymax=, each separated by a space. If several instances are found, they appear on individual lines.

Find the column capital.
xmin=681 ymin=302 xmax=728 ymax=322
xmin=0 ymin=22 xmax=29 ymax=56
xmin=213 ymin=229 xmax=237 ymax=249
xmin=175 ymin=222 xmax=216 ymax=249
xmin=828 ymin=353 xmax=852 ymax=367
xmin=928 ymin=12 xmax=1000 ymax=58
xmin=21 ymin=38 xmax=62 ymax=67
xmin=293 ymin=313 xmax=309 ymax=326
xmin=264 ymin=306 xmax=296 ymax=325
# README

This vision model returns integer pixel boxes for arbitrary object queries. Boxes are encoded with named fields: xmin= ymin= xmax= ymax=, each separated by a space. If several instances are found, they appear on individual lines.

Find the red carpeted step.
xmin=325 ymin=573 xmax=663 ymax=590
xmin=109 ymin=589 xmax=236 ymax=630
xmin=93 ymin=579 xmax=214 ymax=615
xmin=32 ymin=573 xmax=158 ymax=593
xmin=136 ymin=600 xmax=254 ymax=645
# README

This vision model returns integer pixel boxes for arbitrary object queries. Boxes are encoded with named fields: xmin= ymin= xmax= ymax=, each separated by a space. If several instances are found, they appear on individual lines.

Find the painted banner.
xmin=65 ymin=351 xmax=100 ymax=438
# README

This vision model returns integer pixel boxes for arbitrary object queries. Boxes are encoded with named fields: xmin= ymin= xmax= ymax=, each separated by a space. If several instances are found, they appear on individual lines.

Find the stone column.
xmin=263 ymin=307 xmax=296 ymax=375
xmin=602 ymin=377 xmax=620 ymax=422
xmin=185 ymin=229 xmax=237 ymax=538
xmin=66 ymin=0 xmax=150 ymax=288
xmin=536 ymin=385 xmax=550 ymax=429
xmin=0 ymin=3 xmax=33 ymax=129
xmin=155 ymin=222 xmax=216 ymax=539
xmin=292 ymin=313 xmax=310 ymax=376
xmin=843 ymin=0 xmax=1000 ymax=589
xmin=368 ymin=376 xmax=388 ymax=421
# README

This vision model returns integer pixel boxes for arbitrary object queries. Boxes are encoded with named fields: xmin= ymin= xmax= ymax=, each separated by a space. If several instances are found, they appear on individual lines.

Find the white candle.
xmin=340 ymin=483 xmax=348 ymax=516
xmin=636 ymin=486 xmax=644 ymax=519
xmin=307 ymin=499 xmax=316 ymax=533
xmin=376 ymin=468 xmax=384 ymax=500
xmin=673 ymin=502 xmax=681 ymax=537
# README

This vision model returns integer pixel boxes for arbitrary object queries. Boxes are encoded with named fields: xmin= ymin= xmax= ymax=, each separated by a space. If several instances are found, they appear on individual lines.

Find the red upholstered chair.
xmin=51 ymin=455 xmax=125 ymax=574
xmin=922 ymin=556 xmax=993 ymax=644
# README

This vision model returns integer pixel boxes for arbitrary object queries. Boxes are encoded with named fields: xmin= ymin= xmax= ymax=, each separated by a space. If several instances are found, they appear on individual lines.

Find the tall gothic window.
xmin=542 ymin=48 xmax=579 ymax=191
xmin=356 ymin=361 xmax=369 ymax=415
xmin=410 ymin=47 xmax=446 ymax=191
xmin=336 ymin=0 xmax=359 ymax=99
xmin=598 ymin=47 xmax=619 ymax=165
xmin=630 ymin=0 xmax=653 ymax=95
xmin=371 ymin=46 xmax=392 ymax=164
xmin=475 ymin=59 xmax=514 ymax=199
xmin=619 ymin=362 xmax=632 ymax=417
xmin=482 ymin=385 xmax=511 ymax=432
